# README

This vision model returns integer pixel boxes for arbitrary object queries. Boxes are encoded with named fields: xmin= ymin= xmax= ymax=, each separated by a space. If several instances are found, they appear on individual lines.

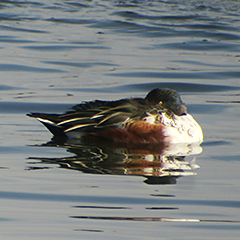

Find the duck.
xmin=27 ymin=88 xmax=203 ymax=145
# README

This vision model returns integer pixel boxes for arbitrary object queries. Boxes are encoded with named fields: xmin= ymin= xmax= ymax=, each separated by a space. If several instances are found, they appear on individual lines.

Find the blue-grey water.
xmin=0 ymin=0 xmax=240 ymax=239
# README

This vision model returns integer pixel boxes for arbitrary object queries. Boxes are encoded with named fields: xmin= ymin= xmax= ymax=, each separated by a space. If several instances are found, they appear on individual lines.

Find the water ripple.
xmin=0 ymin=102 xmax=71 ymax=114
xmin=0 ymin=63 xmax=66 ymax=72
xmin=106 ymin=71 xmax=240 ymax=80
xmin=157 ymin=40 xmax=240 ymax=51
xmin=120 ymin=82 xmax=240 ymax=92
xmin=42 ymin=60 xmax=118 ymax=68
xmin=0 ymin=84 xmax=24 ymax=91
xmin=21 ymin=45 xmax=110 ymax=51
xmin=0 ymin=190 xmax=239 ymax=209
xmin=0 ymin=35 xmax=35 ymax=43
xmin=0 ymin=24 xmax=48 ymax=33
xmin=88 ymin=18 xmax=240 ymax=40
xmin=111 ymin=11 xmax=199 ymax=21
xmin=46 ymin=17 xmax=95 ymax=25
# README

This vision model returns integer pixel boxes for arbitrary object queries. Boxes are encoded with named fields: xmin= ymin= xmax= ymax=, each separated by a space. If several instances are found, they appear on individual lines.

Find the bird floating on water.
xmin=27 ymin=88 xmax=203 ymax=145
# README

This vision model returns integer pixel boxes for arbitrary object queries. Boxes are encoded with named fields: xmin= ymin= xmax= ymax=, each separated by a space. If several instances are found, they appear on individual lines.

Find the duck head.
xmin=145 ymin=88 xmax=187 ymax=116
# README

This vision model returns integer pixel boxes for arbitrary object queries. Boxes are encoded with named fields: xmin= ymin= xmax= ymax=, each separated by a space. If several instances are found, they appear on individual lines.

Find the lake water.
xmin=0 ymin=0 xmax=240 ymax=239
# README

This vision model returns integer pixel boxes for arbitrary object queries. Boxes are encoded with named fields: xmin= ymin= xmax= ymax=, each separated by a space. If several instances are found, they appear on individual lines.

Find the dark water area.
xmin=0 ymin=0 xmax=240 ymax=239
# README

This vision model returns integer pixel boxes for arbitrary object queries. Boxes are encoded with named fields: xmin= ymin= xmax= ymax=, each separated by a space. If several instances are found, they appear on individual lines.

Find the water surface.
xmin=0 ymin=0 xmax=240 ymax=239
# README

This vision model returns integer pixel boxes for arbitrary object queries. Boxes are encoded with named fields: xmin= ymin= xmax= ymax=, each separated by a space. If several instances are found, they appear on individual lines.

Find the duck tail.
xmin=27 ymin=113 xmax=66 ymax=138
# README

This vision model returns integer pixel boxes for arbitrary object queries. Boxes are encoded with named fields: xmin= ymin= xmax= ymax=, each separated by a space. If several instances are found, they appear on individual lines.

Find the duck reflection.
xmin=28 ymin=137 xmax=201 ymax=185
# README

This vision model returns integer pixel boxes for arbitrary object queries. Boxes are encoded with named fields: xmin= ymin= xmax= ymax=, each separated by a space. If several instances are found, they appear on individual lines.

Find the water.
xmin=0 ymin=0 xmax=240 ymax=239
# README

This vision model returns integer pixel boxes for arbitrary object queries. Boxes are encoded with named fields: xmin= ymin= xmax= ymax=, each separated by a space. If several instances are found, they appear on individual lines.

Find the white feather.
xmin=161 ymin=113 xmax=203 ymax=144
xmin=36 ymin=118 xmax=56 ymax=126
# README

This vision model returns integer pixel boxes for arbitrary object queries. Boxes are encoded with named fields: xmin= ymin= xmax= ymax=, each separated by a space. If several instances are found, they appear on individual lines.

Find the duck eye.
xmin=159 ymin=101 xmax=163 ymax=105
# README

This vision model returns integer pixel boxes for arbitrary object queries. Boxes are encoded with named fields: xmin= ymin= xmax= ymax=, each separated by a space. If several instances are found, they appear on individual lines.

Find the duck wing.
xmin=28 ymin=99 xmax=144 ymax=136
xmin=60 ymin=100 xmax=139 ymax=132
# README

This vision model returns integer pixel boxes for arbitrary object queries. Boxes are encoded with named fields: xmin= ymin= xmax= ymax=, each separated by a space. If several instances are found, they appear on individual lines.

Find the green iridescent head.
xmin=145 ymin=88 xmax=187 ymax=116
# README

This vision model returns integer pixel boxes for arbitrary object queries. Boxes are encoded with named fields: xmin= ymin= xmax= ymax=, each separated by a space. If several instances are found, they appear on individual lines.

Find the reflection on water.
xmin=70 ymin=215 xmax=240 ymax=224
xmin=28 ymin=137 xmax=201 ymax=185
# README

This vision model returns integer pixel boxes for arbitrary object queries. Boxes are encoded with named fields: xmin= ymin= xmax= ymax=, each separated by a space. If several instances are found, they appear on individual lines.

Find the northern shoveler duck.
xmin=27 ymin=88 xmax=203 ymax=144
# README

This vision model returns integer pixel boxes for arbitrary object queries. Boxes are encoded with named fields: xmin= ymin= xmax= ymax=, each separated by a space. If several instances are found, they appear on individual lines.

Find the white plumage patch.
xmin=160 ymin=113 xmax=203 ymax=144
xmin=36 ymin=118 xmax=56 ymax=126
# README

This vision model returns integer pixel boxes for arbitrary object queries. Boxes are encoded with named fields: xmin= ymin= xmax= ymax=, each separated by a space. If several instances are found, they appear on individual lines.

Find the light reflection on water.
xmin=27 ymin=138 xmax=202 ymax=185
xmin=0 ymin=0 xmax=240 ymax=239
